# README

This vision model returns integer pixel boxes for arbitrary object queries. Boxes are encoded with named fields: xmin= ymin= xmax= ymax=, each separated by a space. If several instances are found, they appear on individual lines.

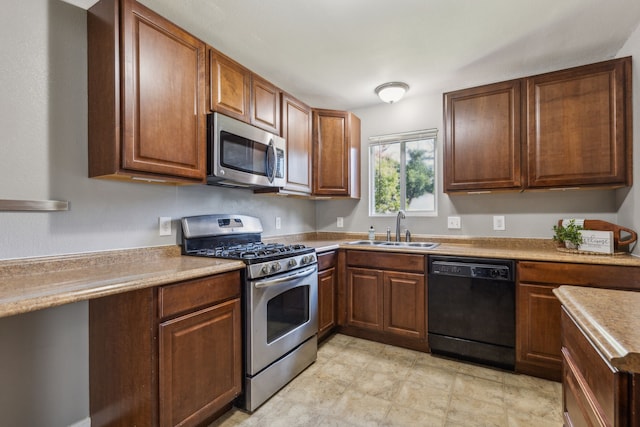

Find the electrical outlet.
xmin=493 ymin=215 xmax=506 ymax=231
xmin=337 ymin=217 xmax=344 ymax=228
xmin=275 ymin=216 xmax=281 ymax=229
xmin=447 ymin=216 xmax=461 ymax=229
xmin=158 ymin=217 xmax=172 ymax=236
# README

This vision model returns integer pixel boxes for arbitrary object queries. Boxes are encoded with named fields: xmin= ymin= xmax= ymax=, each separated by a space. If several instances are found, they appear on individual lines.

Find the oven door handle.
xmin=254 ymin=266 xmax=317 ymax=288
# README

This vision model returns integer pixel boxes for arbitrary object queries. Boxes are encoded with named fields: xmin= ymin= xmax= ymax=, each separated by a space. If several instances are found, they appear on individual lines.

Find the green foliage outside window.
xmin=371 ymin=137 xmax=436 ymax=215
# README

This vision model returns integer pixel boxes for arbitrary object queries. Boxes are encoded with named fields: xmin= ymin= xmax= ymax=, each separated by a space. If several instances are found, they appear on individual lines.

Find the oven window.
xmin=266 ymin=285 xmax=310 ymax=343
xmin=220 ymin=131 xmax=268 ymax=176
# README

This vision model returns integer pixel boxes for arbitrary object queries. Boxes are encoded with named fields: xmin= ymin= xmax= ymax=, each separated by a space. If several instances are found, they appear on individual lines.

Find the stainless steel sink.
xmin=346 ymin=240 xmax=439 ymax=250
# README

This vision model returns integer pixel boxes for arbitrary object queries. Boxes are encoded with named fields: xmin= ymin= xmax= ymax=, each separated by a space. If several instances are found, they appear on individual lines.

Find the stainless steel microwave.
xmin=207 ymin=112 xmax=286 ymax=188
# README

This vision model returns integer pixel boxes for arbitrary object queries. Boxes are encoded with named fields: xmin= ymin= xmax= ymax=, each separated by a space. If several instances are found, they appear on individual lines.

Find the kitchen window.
xmin=369 ymin=129 xmax=437 ymax=216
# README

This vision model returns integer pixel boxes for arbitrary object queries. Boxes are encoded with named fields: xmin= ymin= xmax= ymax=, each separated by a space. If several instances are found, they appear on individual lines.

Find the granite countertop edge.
xmin=0 ymin=245 xmax=245 ymax=319
xmin=2 ymin=234 xmax=639 ymax=319
xmin=554 ymin=286 xmax=640 ymax=374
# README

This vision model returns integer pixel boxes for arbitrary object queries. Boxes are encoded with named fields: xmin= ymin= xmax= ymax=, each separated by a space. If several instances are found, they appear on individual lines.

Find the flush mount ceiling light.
xmin=375 ymin=82 xmax=410 ymax=104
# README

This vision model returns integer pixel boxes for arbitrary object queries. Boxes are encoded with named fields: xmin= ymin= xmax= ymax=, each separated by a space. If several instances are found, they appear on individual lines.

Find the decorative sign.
xmin=579 ymin=230 xmax=614 ymax=254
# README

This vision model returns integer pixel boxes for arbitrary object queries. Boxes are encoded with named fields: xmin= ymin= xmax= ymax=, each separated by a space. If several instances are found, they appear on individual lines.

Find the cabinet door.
xmin=159 ymin=298 xmax=241 ymax=427
xmin=251 ymin=74 xmax=280 ymax=134
xmin=516 ymin=282 xmax=562 ymax=381
xmin=526 ymin=57 xmax=631 ymax=188
xmin=313 ymin=109 xmax=361 ymax=198
xmin=121 ymin=1 xmax=206 ymax=181
xmin=318 ymin=266 xmax=337 ymax=340
xmin=383 ymin=271 xmax=425 ymax=339
xmin=209 ymin=49 xmax=251 ymax=122
xmin=346 ymin=268 xmax=383 ymax=331
xmin=281 ymin=93 xmax=312 ymax=194
xmin=443 ymin=80 xmax=522 ymax=192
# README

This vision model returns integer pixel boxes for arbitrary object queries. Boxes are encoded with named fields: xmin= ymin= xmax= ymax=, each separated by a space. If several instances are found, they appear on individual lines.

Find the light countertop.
xmin=0 ymin=246 xmax=244 ymax=319
xmin=2 ymin=233 xmax=639 ymax=320
xmin=554 ymin=286 xmax=640 ymax=373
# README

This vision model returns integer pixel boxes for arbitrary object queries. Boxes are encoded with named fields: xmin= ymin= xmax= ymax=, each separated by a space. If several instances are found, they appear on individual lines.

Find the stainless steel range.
xmin=181 ymin=214 xmax=318 ymax=412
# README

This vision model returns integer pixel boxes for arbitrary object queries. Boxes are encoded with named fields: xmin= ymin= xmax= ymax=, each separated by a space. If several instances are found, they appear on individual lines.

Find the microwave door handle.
xmin=266 ymin=140 xmax=276 ymax=183
xmin=254 ymin=266 xmax=317 ymax=288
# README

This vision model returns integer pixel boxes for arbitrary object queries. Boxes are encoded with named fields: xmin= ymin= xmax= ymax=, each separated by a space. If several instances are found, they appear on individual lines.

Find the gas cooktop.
xmin=181 ymin=214 xmax=314 ymax=264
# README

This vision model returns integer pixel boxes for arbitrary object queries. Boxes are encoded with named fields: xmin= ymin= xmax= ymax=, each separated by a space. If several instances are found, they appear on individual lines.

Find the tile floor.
xmin=210 ymin=333 xmax=563 ymax=427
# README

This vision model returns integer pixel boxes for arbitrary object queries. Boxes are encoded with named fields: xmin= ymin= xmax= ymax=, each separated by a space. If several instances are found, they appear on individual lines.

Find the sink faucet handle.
xmin=386 ymin=227 xmax=391 ymax=241
xmin=405 ymin=229 xmax=411 ymax=242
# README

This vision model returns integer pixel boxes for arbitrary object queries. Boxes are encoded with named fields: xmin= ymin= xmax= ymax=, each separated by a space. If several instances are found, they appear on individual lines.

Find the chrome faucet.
xmin=395 ymin=210 xmax=406 ymax=241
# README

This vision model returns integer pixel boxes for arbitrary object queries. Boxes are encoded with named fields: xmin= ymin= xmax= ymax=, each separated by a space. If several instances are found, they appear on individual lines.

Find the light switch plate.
xmin=158 ymin=217 xmax=172 ymax=236
xmin=493 ymin=215 xmax=506 ymax=231
xmin=447 ymin=216 xmax=461 ymax=229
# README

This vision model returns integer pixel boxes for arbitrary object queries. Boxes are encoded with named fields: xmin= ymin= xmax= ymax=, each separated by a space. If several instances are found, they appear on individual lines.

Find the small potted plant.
xmin=553 ymin=219 xmax=584 ymax=249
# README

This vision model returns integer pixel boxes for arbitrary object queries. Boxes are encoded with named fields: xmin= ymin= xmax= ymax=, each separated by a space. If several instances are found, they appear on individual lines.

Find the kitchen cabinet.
xmin=527 ymin=58 xmax=632 ymax=189
xmin=209 ymin=49 xmax=280 ymax=134
xmin=209 ymin=49 xmax=251 ymax=123
xmin=250 ymin=74 xmax=280 ymax=134
xmin=256 ymin=92 xmax=312 ymax=196
xmin=443 ymin=57 xmax=632 ymax=193
xmin=561 ymin=308 xmax=634 ymax=426
xmin=89 ymin=271 xmax=242 ymax=427
xmin=343 ymin=250 xmax=427 ymax=351
xmin=88 ymin=0 xmax=206 ymax=184
xmin=317 ymin=250 xmax=338 ymax=341
xmin=517 ymin=261 xmax=640 ymax=382
xmin=443 ymin=80 xmax=523 ymax=192
xmin=280 ymin=93 xmax=313 ymax=194
xmin=313 ymin=109 xmax=361 ymax=198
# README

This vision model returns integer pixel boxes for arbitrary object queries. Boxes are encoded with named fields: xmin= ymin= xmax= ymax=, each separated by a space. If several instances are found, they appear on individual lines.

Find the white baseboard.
xmin=68 ymin=417 xmax=91 ymax=427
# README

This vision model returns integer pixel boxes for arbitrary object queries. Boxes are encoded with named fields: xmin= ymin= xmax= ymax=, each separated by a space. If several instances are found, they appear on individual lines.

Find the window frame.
xmin=368 ymin=129 xmax=438 ymax=217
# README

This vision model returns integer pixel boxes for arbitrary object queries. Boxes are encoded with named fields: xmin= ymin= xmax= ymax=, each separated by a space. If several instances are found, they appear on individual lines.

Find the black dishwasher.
xmin=428 ymin=256 xmax=515 ymax=370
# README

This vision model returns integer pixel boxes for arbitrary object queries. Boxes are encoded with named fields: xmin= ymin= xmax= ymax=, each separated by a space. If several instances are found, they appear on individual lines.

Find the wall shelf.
xmin=0 ymin=199 xmax=69 ymax=212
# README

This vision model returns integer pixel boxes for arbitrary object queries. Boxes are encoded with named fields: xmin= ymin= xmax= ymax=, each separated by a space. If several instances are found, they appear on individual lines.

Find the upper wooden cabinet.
xmin=312 ymin=109 xmax=361 ymax=198
xmin=281 ymin=93 xmax=313 ymax=194
xmin=444 ymin=80 xmax=523 ymax=192
xmin=209 ymin=49 xmax=251 ymax=123
xmin=209 ymin=49 xmax=280 ymax=134
xmin=88 ymin=0 xmax=207 ymax=184
xmin=526 ymin=58 xmax=632 ymax=189
xmin=443 ymin=57 xmax=632 ymax=193
xmin=251 ymin=75 xmax=280 ymax=134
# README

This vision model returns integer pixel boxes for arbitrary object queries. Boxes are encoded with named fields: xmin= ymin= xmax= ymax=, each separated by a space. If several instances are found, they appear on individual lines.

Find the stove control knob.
xmin=271 ymin=262 xmax=282 ymax=272
xmin=301 ymin=255 xmax=315 ymax=265
xmin=288 ymin=259 xmax=298 ymax=268
xmin=261 ymin=265 xmax=270 ymax=275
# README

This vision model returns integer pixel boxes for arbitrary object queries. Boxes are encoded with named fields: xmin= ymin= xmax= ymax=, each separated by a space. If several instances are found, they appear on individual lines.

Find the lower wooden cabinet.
xmin=517 ymin=261 xmax=640 ymax=382
xmin=89 ymin=270 xmax=242 ymax=427
xmin=516 ymin=281 xmax=562 ymax=381
xmin=317 ymin=250 xmax=338 ymax=341
xmin=561 ymin=308 xmax=634 ymax=426
xmin=342 ymin=250 xmax=427 ymax=350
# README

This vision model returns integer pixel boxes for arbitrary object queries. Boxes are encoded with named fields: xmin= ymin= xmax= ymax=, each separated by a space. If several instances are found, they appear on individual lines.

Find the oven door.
xmin=246 ymin=264 xmax=318 ymax=375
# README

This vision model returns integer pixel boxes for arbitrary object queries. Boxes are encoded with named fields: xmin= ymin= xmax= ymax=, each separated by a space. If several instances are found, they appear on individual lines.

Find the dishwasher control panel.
xmin=429 ymin=257 xmax=514 ymax=281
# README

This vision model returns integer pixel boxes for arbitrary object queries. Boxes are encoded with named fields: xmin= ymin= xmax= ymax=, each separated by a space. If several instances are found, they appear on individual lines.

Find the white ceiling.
xmin=69 ymin=0 xmax=640 ymax=110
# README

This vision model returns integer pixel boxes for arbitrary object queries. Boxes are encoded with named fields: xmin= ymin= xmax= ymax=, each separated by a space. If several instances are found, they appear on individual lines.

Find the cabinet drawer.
xmin=519 ymin=261 xmax=640 ymax=290
xmin=317 ymin=250 xmax=337 ymax=271
xmin=347 ymin=250 xmax=425 ymax=273
xmin=159 ymin=271 xmax=241 ymax=319
xmin=563 ymin=347 xmax=607 ymax=427
xmin=562 ymin=308 xmax=625 ymax=425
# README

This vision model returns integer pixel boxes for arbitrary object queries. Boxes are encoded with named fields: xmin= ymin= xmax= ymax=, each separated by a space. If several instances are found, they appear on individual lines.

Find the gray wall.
xmin=316 ymin=94 xmax=623 ymax=240
xmin=1 ymin=0 xmax=638 ymax=425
